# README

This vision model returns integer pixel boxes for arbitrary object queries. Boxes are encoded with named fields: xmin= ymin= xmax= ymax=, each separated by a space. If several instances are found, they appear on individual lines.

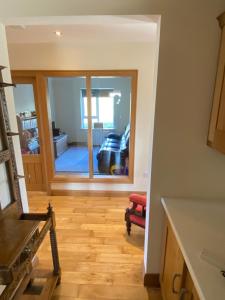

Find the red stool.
xmin=125 ymin=193 xmax=146 ymax=235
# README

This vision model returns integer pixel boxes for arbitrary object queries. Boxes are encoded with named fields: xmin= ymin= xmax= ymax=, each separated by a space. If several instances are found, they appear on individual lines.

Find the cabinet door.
xmin=160 ymin=221 xmax=185 ymax=300
xmin=192 ymin=286 xmax=200 ymax=300
xmin=208 ymin=14 xmax=225 ymax=153
xmin=181 ymin=268 xmax=200 ymax=300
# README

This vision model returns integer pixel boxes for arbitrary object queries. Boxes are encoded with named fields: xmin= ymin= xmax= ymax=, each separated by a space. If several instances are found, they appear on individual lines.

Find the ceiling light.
xmin=55 ymin=31 xmax=62 ymax=37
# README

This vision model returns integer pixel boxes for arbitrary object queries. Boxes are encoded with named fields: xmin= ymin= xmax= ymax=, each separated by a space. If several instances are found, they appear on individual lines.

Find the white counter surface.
xmin=161 ymin=197 xmax=225 ymax=300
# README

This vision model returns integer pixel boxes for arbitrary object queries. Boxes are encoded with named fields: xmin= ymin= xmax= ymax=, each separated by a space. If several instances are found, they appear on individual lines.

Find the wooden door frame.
xmin=11 ymin=70 xmax=138 ymax=187
xmin=12 ymin=74 xmax=48 ymax=191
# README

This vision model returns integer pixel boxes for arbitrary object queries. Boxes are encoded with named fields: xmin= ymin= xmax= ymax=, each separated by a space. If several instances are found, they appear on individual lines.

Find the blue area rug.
xmin=55 ymin=146 xmax=99 ymax=173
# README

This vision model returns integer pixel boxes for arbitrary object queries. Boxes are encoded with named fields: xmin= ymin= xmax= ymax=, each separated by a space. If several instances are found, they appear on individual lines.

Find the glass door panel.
xmin=13 ymin=84 xmax=40 ymax=155
xmin=90 ymin=76 xmax=132 ymax=177
xmin=47 ymin=77 xmax=89 ymax=175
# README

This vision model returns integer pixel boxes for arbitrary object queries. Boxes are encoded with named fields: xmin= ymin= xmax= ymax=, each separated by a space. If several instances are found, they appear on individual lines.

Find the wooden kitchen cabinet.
xmin=160 ymin=221 xmax=185 ymax=300
xmin=160 ymin=219 xmax=200 ymax=300
xmin=182 ymin=268 xmax=200 ymax=300
xmin=208 ymin=12 xmax=225 ymax=153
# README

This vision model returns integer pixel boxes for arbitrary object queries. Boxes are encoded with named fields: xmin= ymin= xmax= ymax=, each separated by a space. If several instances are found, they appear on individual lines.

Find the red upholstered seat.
xmin=129 ymin=193 xmax=146 ymax=206
xmin=125 ymin=193 xmax=146 ymax=235
xmin=130 ymin=214 xmax=145 ymax=227
xmin=135 ymin=204 xmax=144 ymax=213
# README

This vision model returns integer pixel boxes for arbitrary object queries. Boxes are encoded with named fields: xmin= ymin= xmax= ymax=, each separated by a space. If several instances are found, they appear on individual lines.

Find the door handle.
xmin=172 ymin=273 xmax=182 ymax=294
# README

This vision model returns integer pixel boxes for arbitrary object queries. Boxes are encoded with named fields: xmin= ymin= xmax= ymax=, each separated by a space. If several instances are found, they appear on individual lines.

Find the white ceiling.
xmin=6 ymin=15 xmax=158 ymax=44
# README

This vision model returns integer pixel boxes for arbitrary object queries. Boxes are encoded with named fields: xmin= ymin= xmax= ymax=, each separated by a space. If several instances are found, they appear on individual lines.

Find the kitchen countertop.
xmin=161 ymin=197 xmax=225 ymax=300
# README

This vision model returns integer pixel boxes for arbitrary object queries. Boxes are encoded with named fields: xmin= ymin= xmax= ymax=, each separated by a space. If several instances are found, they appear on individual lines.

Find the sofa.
xmin=96 ymin=124 xmax=130 ymax=175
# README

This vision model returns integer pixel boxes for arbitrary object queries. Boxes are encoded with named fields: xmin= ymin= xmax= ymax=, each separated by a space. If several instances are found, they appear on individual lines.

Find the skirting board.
xmin=144 ymin=273 xmax=160 ymax=288
xmin=51 ymin=189 xmax=146 ymax=197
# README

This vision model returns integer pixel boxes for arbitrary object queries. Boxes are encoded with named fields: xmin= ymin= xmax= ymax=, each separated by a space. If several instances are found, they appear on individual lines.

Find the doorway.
xmin=12 ymin=70 xmax=137 ymax=189
xmin=47 ymin=71 xmax=137 ymax=182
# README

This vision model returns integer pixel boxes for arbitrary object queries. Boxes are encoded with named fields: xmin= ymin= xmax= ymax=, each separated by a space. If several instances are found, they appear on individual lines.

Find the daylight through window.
xmin=81 ymin=89 xmax=118 ymax=129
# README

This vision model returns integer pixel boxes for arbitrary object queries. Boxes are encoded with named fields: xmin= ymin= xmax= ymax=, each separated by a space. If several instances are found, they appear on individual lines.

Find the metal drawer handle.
xmin=172 ymin=273 xmax=182 ymax=294
xmin=179 ymin=288 xmax=193 ymax=300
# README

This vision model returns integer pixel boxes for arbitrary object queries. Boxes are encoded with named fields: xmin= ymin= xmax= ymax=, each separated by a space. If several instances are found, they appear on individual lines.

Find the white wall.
xmin=145 ymin=2 xmax=225 ymax=274
xmin=7 ymin=41 xmax=156 ymax=192
xmin=0 ymin=25 xmax=28 ymax=212
xmin=13 ymin=84 xmax=35 ymax=113
xmin=49 ymin=77 xmax=131 ymax=144
xmin=2 ymin=0 xmax=225 ymax=276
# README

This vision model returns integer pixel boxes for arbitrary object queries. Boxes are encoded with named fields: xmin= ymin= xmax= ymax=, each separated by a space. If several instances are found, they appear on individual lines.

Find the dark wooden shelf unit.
xmin=0 ymin=66 xmax=61 ymax=300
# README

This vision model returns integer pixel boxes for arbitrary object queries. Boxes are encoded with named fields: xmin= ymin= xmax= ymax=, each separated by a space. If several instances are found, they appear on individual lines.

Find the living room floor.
xmin=29 ymin=193 xmax=161 ymax=300
xmin=55 ymin=146 xmax=100 ymax=173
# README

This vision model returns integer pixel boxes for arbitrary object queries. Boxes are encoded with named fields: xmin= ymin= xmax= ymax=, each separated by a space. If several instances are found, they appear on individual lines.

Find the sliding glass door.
xmin=47 ymin=76 xmax=90 ymax=176
xmin=47 ymin=72 xmax=136 ymax=181
xmin=90 ymin=76 xmax=132 ymax=177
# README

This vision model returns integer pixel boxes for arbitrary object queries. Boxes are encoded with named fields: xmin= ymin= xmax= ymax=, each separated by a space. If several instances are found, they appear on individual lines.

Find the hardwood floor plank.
xmin=78 ymin=285 xmax=150 ymax=300
xmin=61 ymin=272 xmax=113 ymax=285
xmin=29 ymin=194 xmax=161 ymax=300
xmin=67 ymin=262 xmax=143 ymax=273
xmin=54 ymin=283 xmax=79 ymax=298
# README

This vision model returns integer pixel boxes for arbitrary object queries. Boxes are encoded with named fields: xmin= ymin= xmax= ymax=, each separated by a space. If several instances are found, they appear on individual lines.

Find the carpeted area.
xmin=55 ymin=146 xmax=100 ymax=173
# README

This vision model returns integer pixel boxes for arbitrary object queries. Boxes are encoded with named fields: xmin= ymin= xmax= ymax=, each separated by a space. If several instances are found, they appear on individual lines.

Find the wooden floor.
xmin=28 ymin=193 xmax=161 ymax=300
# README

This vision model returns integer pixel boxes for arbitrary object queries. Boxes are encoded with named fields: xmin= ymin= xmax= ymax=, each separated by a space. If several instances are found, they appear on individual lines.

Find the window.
xmin=81 ymin=89 xmax=118 ymax=129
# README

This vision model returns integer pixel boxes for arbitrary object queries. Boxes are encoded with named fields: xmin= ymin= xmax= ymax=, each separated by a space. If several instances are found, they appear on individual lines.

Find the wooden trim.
xmin=144 ymin=273 xmax=160 ymax=288
xmin=86 ymin=75 xmax=93 ymax=178
xmin=207 ymin=30 xmax=225 ymax=143
xmin=11 ymin=70 xmax=138 ymax=187
xmin=12 ymin=76 xmax=35 ymax=84
xmin=51 ymin=174 xmax=133 ymax=184
xmin=11 ymin=70 xmax=138 ymax=77
xmin=208 ymin=16 xmax=225 ymax=151
xmin=218 ymin=11 xmax=225 ymax=28
xmin=51 ymin=189 xmax=146 ymax=197
xmin=38 ymin=74 xmax=55 ymax=194
xmin=128 ymin=71 xmax=138 ymax=183
xmin=211 ymin=129 xmax=225 ymax=154
xmin=22 ymin=154 xmax=42 ymax=163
